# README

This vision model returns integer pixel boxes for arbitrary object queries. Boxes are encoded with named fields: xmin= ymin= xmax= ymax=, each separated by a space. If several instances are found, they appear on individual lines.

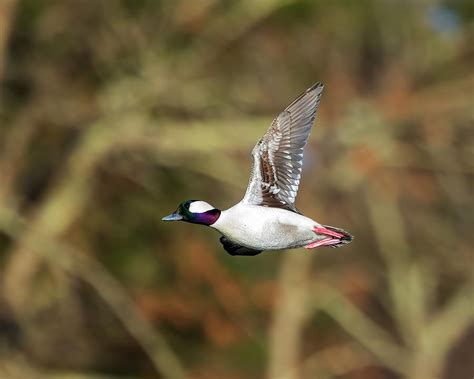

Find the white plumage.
xmin=189 ymin=201 xmax=214 ymax=213
xmin=212 ymin=204 xmax=318 ymax=250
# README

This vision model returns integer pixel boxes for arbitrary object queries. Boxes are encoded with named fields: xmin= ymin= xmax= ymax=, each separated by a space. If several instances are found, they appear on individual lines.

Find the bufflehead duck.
xmin=163 ymin=83 xmax=353 ymax=256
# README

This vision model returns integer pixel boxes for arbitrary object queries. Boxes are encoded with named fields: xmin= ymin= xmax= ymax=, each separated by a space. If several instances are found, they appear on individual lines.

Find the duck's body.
xmin=163 ymin=82 xmax=353 ymax=256
xmin=213 ymin=203 xmax=317 ymax=250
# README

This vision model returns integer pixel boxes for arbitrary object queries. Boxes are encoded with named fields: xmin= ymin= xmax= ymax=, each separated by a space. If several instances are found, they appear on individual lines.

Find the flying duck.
xmin=162 ymin=82 xmax=353 ymax=256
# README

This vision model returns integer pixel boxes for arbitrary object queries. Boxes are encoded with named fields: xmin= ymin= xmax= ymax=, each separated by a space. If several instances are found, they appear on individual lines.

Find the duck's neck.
xmin=193 ymin=209 xmax=221 ymax=226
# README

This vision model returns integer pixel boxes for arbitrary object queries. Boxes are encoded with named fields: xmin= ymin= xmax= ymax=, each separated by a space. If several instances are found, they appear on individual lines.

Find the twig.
xmin=73 ymin=252 xmax=188 ymax=379
xmin=312 ymin=285 xmax=408 ymax=376
xmin=267 ymin=252 xmax=313 ymax=379
xmin=0 ymin=0 xmax=18 ymax=99
xmin=0 ymin=209 xmax=187 ymax=379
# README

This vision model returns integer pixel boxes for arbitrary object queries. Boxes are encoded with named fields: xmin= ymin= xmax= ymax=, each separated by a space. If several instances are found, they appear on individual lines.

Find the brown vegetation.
xmin=0 ymin=1 xmax=473 ymax=378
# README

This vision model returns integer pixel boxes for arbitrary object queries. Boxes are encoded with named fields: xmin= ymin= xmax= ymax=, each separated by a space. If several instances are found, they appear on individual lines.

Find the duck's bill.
xmin=162 ymin=212 xmax=183 ymax=221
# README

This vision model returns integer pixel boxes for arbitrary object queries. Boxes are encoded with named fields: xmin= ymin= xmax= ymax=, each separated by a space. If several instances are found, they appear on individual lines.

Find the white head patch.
xmin=189 ymin=201 xmax=214 ymax=213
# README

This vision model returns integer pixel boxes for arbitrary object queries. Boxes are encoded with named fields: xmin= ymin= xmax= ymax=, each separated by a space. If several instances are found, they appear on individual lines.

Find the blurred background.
xmin=0 ymin=1 xmax=473 ymax=378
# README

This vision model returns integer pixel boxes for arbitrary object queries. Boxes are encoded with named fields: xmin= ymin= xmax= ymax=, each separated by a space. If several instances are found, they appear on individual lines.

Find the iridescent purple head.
xmin=162 ymin=200 xmax=221 ymax=226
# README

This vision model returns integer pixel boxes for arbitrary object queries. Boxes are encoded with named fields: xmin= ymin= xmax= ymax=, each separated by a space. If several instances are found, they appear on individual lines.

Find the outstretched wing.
xmin=241 ymin=82 xmax=324 ymax=212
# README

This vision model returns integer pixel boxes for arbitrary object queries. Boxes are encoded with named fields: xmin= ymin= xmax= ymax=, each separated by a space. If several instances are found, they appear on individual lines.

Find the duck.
xmin=162 ymin=82 xmax=353 ymax=256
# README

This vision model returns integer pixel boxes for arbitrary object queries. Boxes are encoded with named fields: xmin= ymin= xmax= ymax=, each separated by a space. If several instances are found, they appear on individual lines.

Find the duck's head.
xmin=162 ymin=200 xmax=221 ymax=226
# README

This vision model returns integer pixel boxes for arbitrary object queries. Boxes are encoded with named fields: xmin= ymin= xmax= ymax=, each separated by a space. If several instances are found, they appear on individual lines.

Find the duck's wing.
xmin=241 ymin=82 xmax=324 ymax=212
xmin=219 ymin=236 xmax=263 ymax=256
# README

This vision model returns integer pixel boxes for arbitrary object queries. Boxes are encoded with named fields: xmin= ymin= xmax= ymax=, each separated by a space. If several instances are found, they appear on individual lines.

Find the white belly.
xmin=212 ymin=203 xmax=320 ymax=250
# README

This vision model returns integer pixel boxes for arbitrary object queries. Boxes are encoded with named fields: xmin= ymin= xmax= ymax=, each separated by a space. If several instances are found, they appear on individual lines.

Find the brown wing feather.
xmin=242 ymin=82 xmax=324 ymax=211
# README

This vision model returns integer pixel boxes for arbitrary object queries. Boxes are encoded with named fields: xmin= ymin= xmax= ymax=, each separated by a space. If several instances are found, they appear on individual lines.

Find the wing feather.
xmin=241 ymin=82 xmax=324 ymax=212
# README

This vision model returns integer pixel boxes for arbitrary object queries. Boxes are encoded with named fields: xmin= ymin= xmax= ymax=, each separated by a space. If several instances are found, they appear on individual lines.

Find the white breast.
xmin=212 ymin=203 xmax=320 ymax=250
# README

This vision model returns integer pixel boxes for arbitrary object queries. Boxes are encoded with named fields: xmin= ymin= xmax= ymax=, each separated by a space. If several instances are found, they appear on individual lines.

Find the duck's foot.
xmin=305 ymin=225 xmax=353 ymax=249
xmin=305 ymin=237 xmax=342 ymax=249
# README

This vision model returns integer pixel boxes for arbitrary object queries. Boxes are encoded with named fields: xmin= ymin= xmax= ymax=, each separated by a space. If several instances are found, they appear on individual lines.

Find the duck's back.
xmin=212 ymin=203 xmax=318 ymax=250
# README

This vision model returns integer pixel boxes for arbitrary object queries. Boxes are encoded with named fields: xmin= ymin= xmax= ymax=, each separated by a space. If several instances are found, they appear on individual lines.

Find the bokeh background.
xmin=0 ymin=1 xmax=473 ymax=379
